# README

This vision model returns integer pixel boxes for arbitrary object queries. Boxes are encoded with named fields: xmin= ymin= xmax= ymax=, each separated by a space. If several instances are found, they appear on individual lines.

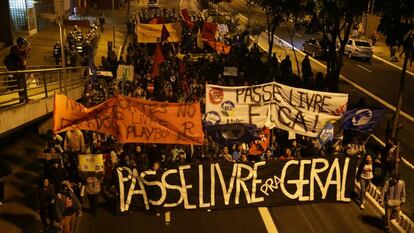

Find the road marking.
xmin=295 ymin=33 xmax=302 ymax=38
xmin=373 ymin=54 xmax=414 ymax=77
xmin=165 ymin=211 xmax=171 ymax=225
xmin=258 ymin=207 xmax=279 ymax=233
xmin=356 ymin=64 xmax=372 ymax=73
xmin=371 ymin=134 xmax=414 ymax=171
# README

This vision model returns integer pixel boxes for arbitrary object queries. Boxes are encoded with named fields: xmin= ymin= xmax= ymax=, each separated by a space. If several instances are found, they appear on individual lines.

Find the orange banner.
xmin=53 ymin=94 xmax=204 ymax=145
xmin=207 ymin=40 xmax=231 ymax=54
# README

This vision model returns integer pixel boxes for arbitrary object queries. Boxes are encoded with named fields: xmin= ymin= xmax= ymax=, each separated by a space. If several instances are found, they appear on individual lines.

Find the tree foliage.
xmin=377 ymin=0 xmax=414 ymax=63
xmin=249 ymin=0 xmax=306 ymax=65
xmin=308 ymin=0 xmax=368 ymax=91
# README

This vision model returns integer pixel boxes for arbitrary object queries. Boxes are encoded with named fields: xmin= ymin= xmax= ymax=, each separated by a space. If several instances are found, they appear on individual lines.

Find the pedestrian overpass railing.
xmin=0 ymin=66 xmax=87 ymax=108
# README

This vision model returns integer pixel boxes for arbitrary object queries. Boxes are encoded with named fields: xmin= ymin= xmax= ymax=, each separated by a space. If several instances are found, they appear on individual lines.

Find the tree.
xmin=249 ymin=0 xmax=306 ymax=67
xmin=308 ymin=0 xmax=368 ymax=91
xmin=377 ymin=0 xmax=414 ymax=61
xmin=378 ymin=0 xmax=414 ymax=139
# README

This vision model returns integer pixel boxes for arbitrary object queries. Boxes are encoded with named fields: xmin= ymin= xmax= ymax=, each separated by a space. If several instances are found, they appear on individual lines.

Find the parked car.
xmin=302 ymin=38 xmax=328 ymax=58
xmin=345 ymin=39 xmax=373 ymax=60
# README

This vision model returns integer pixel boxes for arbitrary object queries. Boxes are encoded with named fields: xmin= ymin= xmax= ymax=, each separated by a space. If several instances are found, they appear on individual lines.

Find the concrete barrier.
xmin=355 ymin=180 xmax=414 ymax=233
xmin=0 ymin=87 xmax=83 ymax=136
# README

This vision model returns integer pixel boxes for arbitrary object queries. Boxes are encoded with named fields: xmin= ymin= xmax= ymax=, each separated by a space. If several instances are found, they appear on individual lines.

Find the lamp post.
xmin=58 ymin=0 xmax=67 ymax=94
xmin=112 ymin=0 xmax=116 ymax=49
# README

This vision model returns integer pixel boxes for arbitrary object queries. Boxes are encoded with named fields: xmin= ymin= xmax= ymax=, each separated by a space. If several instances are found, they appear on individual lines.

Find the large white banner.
xmin=205 ymin=82 xmax=348 ymax=137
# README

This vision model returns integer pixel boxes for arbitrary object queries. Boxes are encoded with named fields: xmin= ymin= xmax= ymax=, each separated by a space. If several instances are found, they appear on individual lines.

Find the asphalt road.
xmin=76 ymin=202 xmax=385 ymax=233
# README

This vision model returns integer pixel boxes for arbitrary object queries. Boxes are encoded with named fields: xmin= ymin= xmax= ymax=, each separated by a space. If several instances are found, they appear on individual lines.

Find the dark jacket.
xmin=55 ymin=189 xmax=81 ymax=221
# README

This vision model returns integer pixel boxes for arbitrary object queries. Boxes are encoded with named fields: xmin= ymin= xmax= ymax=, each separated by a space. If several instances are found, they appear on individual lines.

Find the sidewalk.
xmin=0 ymin=2 xmax=134 ymax=70
xmin=371 ymin=40 xmax=414 ymax=75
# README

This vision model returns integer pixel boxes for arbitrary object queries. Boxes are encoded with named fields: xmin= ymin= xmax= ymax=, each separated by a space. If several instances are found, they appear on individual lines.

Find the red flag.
xmin=151 ymin=44 xmax=165 ymax=78
xmin=201 ymin=22 xmax=217 ymax=41
xmin=207 ymin=40 xmax=231 ymax=54
xmin=249 ymin=128 xmax=270 ymax=156
xmin=161 ymin=24 xmax=170 ymax=42
xmin=181 ymin=8 xmax=191 ymax=22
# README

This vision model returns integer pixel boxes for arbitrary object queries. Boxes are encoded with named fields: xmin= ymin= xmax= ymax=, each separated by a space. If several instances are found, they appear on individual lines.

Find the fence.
xmin=0 ymin=66 xmax=87 ymax=108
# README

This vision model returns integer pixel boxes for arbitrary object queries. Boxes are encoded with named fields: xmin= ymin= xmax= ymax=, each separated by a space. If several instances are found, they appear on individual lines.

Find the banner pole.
xmin=363 ymin=133 xmax=372 ymax=146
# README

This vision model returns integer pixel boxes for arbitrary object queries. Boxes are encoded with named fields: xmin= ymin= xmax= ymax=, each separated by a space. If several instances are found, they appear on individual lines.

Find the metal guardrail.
xmin=0 ymin=66 xmax=87 ymax=108
xmin=0 ymin=65 xmax=62 ymax=72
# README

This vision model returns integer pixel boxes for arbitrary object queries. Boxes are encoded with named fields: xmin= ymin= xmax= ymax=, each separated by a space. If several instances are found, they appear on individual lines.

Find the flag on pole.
xmin=205 ymin=124 xmax=259 ymax=146
xmin=317 ymin=121 xmax=334 ymax=146
xmin=201 ymin=22 xmax=217 ymax=41
xmin=181 ymin=8 xmax=191 ymax=22
xmin=151 ymin=44 xmax=165 ymax=78
xmin=342 ymin=108 xmax=385 ymax=132
xmin=197 ymin=28 xmax=203 ymax=50
xmin=161 ymin=24 xmax=170 ymax=42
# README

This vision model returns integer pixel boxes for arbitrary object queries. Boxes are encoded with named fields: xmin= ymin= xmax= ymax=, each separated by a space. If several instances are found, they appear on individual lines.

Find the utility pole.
xmin=392 ymin=29 xmax=414 ymax=140
xmin=391 ymin=52 xmax=409 ymax=140
xmin=58 ymin=0 xmax=67 ymax=94
xmin=112 ymin=0 xmax=116 ymax=48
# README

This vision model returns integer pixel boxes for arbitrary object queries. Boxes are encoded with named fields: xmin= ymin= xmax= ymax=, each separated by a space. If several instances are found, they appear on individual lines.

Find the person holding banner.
xmin=220 ymin=146 xmax=233 ymax=162
xmin=278 ymin=148 xmax=295 ymax=161
xmin=133 ymin=145 xmax=150 ymax=172
xmin=290 ymin=140 xmax=303 ymax=159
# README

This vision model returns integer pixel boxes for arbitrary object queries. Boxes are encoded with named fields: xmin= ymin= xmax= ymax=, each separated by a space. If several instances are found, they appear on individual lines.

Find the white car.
xmin=345 ymin=39 xmax=373 ymax=60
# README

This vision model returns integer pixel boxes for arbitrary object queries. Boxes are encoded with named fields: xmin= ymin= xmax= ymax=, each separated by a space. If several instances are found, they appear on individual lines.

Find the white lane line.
xmin=373 ymin=54 xmax=414 ymax=77
xmin=356 ymin=64 xmax=372 ymax=73
xmin=165 ymin=211 xmax=171 ymax=225
xmin=258 ymin=207 xmax=279 ymax=233
xmin=371 ymin=134 xmax=414 ymax=171
xmin=294 ymin=33 xmax=302 ymax=38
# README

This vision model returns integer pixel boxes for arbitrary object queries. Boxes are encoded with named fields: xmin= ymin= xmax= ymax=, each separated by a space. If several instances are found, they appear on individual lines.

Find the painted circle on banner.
xmin=209 ymin=88 xmax=224 ymax=105
xmin=221 ymin=100 xmax=235 ymax=112
xmin=204 ymin=111 xmax=221 ymax=126
xmin=352 ymin=109 xmax=373 ymax=126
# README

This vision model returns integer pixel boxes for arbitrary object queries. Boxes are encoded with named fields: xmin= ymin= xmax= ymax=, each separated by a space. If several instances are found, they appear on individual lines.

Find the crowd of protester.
xmin=0 ymin=7 xmax=403 ymax=233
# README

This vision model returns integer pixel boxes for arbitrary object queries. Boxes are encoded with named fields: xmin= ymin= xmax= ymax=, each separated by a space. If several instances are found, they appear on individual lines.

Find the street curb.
xmin=355 ymin=181 xmax=414 ymax=233
xmin=371 ymin=134 xmax=414 ymax=171
xmin=372 ymin=55 xmax=414 ymax=78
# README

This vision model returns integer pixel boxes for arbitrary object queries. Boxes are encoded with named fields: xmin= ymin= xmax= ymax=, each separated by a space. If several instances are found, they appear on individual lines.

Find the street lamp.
xmin=58 ymin=0 xmax=67 ymax=94
xmin=112 ymin=0 xmax=116 ymax=48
